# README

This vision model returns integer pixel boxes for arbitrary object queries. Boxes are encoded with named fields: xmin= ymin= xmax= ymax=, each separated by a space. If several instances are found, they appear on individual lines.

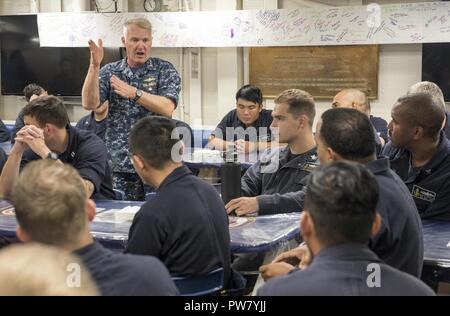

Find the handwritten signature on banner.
xmin=37 ymin=2 xmax=450 ymax=47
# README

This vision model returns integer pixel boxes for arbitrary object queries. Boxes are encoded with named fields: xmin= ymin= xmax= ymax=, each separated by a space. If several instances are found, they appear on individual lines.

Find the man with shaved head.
xmin=407 ymin=81 xmax=450 ymax=139
xmin=382 ymin=92 xmax=450 ymax=221
xmin=332 ymin=88 xmax=369 ymax=113
xmin=332 ymin=89 xmax=388 ymax=149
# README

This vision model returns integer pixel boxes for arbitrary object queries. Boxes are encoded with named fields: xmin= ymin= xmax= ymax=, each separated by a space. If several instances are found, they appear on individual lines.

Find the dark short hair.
xmin=396 ymin=92 xmax=445 ymax=139
xmin=320 ymin=108 xmax=376 ymax=161
xmin=23 ymin=83 xmax=45 ymax=102
xmin=22 ymin=96 xmax=69 ymax=128
xmin=304 ymin=161 xmax=379 ymax=246
xmin=274 ymin=89 xmax=315 ymax=125
xmin=235 ymin=85 xmax=263 ymax=104
xmin=407 ymin=81 xmax=445 ymax=110
xmin=129 ymin=116 xmax=180 ymax=169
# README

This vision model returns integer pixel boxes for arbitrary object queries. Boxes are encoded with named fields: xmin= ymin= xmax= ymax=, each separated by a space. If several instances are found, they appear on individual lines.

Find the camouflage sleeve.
xmin=157 ymin=61 xmax=181 ymax=108
xmin=99 ymin=64 xmax=112 ymax=105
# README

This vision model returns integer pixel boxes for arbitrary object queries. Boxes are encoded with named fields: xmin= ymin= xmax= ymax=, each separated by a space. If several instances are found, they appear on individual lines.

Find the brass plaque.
xmin=249 ymin=45 xmax=378 ymax=99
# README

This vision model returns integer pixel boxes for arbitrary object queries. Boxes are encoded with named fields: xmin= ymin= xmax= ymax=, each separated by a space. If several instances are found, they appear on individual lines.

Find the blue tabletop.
xmin=183 ymin=148 xmax=257 ymax=170
xmin=0 ymin=199 xmax=300 ymax=253
xmin=422 ymin=220 xmax=450 ymax=266
xmin=3 ymin=199 xmax=448 ymax=263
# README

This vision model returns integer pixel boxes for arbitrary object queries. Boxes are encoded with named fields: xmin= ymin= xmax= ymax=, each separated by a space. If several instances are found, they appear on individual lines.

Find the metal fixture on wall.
xmin=144 ymin=0 xmax=163 ymax=12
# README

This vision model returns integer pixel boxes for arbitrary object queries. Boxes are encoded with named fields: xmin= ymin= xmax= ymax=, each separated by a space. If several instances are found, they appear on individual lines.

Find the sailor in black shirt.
xmin=76 ymin=102 xmax=108 ymax=141
xmin=0 ymin=120 xmax=10 ymax=143
xmin=260 ymin=108 xmax=423 ymax=277
xmin=11 ymin=160 xmax=178 ymax=296
xmin=0 ymin=96 xmax=115 ymax=200
xmin=11 ymin=83 xmax=48 ymax=144
xmin=125 ymin=116 xmax=236 ymax=289
xmin=382 ymin=93 xmax=450 ymax=221
xmin=208 ymin=85 xmax=273 ymax=153
xmin=332 ymin=89 xmax=385 ymax=152
xmin=258 ymin=162 xmax=433 ymax=296
xmin=406 ymin=81 xmax=450 ymax=142
xmin=370 ymin=115 xmax=389 ymax=144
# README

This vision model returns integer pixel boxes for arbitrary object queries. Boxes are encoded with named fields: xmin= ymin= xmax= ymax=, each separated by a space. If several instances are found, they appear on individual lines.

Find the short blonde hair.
xmin=0 ymin=243 xmax=98 ymax=296
xmin=123 ymin=18 xmax=152 ymax=36
xmin=11 ymin=160 xmax=87 ymax=246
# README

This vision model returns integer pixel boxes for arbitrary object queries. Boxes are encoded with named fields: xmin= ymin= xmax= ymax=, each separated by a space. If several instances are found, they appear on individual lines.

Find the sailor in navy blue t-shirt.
xmin=0 ymin=96 xmax=115 ymax=200
xmin=76 ymin=101 xmax=108 ymax=141
xmin=382 ymin=92 xmax=450 ymax=221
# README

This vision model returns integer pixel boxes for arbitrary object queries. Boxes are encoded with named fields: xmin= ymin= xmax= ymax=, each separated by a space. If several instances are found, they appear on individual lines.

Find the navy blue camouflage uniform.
xmin=99 ymin=57 xmax=181 ymax=200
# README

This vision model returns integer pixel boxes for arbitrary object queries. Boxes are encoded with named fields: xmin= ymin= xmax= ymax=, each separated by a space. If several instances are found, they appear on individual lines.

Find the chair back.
xmin=172 ymin=267 xmax=224 ymax=296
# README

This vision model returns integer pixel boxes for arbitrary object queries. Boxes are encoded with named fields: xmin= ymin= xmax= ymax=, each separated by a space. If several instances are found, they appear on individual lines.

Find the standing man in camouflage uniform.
xmin=82 ymin=18 xmax=181 ymax=200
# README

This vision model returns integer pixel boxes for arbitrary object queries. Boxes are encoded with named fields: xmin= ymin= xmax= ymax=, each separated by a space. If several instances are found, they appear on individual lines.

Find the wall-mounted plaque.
xmin=250 ymin=45 xmax=378 ymax=99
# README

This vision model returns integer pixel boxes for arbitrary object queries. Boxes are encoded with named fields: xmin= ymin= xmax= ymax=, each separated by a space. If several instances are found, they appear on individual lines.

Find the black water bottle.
xmin=221 ymin=145 xmax=241 ymax=205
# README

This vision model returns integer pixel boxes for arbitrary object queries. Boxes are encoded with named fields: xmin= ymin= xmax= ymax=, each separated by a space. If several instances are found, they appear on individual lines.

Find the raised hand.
xmin=88 ymin=39 xmax=104 ymax=67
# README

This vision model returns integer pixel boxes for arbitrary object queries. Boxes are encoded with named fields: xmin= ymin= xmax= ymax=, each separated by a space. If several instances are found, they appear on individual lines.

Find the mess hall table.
xmin=421 ymin=220 xmax=450 ymax=288
xmin=182 ymin=148 xmax=258 ymax=171
xmin=0 ymin=199 xmax=301 ymax=254
xmin=2 ymin=199 xmax=449 ymax=291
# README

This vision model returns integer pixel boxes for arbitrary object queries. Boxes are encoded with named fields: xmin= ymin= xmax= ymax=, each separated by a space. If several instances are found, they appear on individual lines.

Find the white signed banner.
xmin=38 ymin=2 xmax=450 ymax=47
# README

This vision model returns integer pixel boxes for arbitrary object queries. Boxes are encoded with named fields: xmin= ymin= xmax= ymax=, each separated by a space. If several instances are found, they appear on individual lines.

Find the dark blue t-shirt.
xmin=370 ymin=115 xmax=389 ymax=143
xmin=212 ymin=109 xmax=273 ymax=142
xmin=10 ymin=111 xmax=24 ymax=144
xmin=74 ymin=242 xmax=179 ymax=296
xmin=382 ymin=132 xmax=450 ymax=221
xmin=0 ymin=119 xmax=10 ymax=143
xmin=366 ymin=158 xmax=423 ymax=277
xmin=125 ymin=165 xmax=233 ymax=288
xmin=76 ymin=112 xmax=108 ymax=141
xmin=0 ymin=147 xmax=6 ymax=174
xmin=258 ymin=244 xmax=434 ymax=296
xmin=444 ymin=111 xmax=450 ymax=140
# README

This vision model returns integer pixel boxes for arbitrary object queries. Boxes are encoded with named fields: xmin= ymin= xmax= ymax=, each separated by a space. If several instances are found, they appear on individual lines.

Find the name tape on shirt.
xmin=411 ymin=185 xmax=436 ymax=203
xmin=301 ymin=162 xmax=319 ymax=172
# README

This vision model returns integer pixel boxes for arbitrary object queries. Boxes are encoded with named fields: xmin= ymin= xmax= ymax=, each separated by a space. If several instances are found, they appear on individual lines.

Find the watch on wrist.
xmin=134 ymin=89 xmax=143 ymax=101
xmin=46 ymin=151 xmax=58 ymax=160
